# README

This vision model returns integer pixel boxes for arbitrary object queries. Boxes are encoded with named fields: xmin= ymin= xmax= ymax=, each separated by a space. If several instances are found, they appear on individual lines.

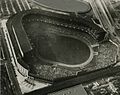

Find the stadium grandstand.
xmin=6 ymin=9 xmax=108 ymax=82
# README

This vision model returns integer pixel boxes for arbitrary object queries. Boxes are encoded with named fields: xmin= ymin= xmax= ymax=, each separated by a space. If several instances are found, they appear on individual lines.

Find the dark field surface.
xmin=23 ymin=21 xmax=90 ymax=65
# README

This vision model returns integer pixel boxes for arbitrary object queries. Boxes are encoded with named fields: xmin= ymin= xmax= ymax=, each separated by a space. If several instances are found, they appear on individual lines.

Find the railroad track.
xmin=0 ymin=0 xmax=31 ymax=17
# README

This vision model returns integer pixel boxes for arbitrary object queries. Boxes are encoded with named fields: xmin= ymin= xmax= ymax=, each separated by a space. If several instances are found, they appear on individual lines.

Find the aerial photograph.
xmin=0 ymin=0 xmax=120 ymax=95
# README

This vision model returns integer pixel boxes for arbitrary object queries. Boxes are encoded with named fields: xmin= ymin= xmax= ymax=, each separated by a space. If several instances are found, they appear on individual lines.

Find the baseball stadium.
xmin=1 ymin=0 xmax=120 ymax=95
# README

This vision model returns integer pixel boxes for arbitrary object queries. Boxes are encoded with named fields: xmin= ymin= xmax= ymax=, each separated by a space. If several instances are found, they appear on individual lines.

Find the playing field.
xmin=23 ymin=17 xmax=91 ymax=66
